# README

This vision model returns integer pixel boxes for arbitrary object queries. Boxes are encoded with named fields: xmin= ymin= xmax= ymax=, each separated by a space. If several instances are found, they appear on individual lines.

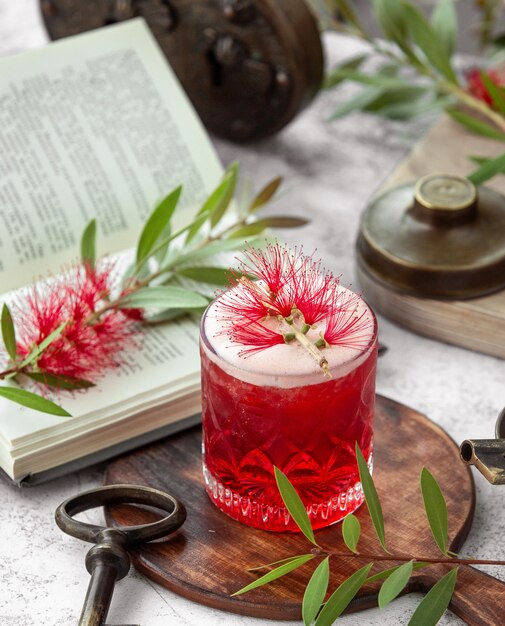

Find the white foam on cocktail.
xmin=201 ymin=284 xmax=376 ymax=388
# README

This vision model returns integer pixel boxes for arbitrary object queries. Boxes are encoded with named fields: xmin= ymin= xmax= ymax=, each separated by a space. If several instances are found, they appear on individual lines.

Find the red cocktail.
xmin=200 ymin=260 xmax=377 ymax=531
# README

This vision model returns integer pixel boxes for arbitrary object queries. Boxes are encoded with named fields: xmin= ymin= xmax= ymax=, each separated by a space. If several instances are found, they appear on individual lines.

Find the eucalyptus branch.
xmin=235 ymin=457 xmax=504 ymax=625
xmin=322 ymin=0 xmax=505 ymax=158
xmin=320 ymin=551 xmax=505 ymax=567
xmin=0 ymin=165 xmax=305 ymax=416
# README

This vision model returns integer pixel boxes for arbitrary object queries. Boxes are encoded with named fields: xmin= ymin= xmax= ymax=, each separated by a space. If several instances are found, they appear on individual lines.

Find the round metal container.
xmin=357 ymin=174 xmax=505 ymax=299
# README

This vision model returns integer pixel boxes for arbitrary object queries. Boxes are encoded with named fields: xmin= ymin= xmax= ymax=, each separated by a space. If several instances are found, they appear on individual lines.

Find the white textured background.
xmin=0 ymin=1 xmax=504 ymax=625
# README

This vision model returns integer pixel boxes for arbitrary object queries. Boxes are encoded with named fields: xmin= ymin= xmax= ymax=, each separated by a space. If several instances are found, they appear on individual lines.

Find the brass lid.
xmin=357 ymin=174 xmax=505 ymax=299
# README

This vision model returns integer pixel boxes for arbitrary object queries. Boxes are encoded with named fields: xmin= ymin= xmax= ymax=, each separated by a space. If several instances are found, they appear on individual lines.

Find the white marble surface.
xmin=0 ymin=2 xmax=504 ymax=625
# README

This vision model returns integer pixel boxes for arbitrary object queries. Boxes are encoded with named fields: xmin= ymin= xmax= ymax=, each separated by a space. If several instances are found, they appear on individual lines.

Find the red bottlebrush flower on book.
xmin=13 ymin=264 xmax=139 ymax=382
xmin=466 ymin=67 xmax=505 ymax=107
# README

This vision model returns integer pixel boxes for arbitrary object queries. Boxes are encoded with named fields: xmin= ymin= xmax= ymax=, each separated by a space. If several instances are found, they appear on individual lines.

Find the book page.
xmin=0 ymin=19 xmax=223 ymax=293
xmin=0 ymin=315 xmax=202 ymax=444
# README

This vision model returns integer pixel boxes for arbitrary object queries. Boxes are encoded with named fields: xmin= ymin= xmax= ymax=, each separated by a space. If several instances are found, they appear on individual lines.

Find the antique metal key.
xmin=55 ymin=484 xmax=186 ymax=626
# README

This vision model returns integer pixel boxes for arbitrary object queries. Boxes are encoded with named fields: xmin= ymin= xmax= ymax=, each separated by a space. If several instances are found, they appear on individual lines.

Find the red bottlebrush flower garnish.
xmin=239 ymin=243 xmax=298 ymax=296
xmin=466 ymin=67 xmax=505 ymax=107
xmin=228 ymin=319 xmax=286 ymax=357
xmin=13 ymin=263 xmax=139 ymax=382
xmin=216 ymin=244 xmax=374 ymax=375
xmin=292 ymin=263 xmax=336 ymax=326
xmin=323 ymin=287 xmax=373 ymax=350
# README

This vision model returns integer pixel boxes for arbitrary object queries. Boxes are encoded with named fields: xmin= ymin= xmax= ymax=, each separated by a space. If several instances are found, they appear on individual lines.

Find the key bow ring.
xmin=55 ymin=484 xmax=186 ymax=626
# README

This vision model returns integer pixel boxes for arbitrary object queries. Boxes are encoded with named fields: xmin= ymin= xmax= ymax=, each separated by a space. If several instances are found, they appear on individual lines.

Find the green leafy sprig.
xmin=318 ymin=0 xmax=505 ymax=183
xmin=234 ymin=444 xmax=505 ymax=625
xmin=0 ymin=164 xmax=306 ymax=416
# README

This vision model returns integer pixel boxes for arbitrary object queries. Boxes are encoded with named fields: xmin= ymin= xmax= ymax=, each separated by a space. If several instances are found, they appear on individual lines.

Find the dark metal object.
xmin=55 ymin=484 xmax=186 ymax=626
xmin=377 ymin=342 xmax=388 ymax=357
xmin=40 ymin=0 xmax=323 ymax=142
xmin=460 ymin=408 xmax=505 ymax=485
xmin=357 ymin=174 xmax=505 ymax=299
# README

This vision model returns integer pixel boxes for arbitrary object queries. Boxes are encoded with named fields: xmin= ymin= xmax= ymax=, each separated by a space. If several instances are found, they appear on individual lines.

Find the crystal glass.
xmin=200 ymin=294 xmax=378 ymax=532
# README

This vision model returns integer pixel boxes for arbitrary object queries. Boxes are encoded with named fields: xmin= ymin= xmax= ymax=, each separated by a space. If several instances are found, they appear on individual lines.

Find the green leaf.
xmin=226 ymin=223 xmax=268 ymax=239
xmin=0 ymin=386 xmax=71 ymax=416
xmin=80 ymin=219 xmax=97 ymax=268
xmin=480 ymin=72 xmax=505 ymax=116
xmin=363 ymin=86 xmax=429 ymax=116
xmin=407 ymin=567 xmax=458 ymax=626
xmin=228 ymin=216 xmax=308 ymax=239
xmin=332 ymin=0 xmax=363 ymax=32
xmin=274 ymin=466 xmax=317 ymax=546
xmin=342 ymin=514 xmax=361 ymax=553
xmin=314 ymin=563 xmax=373 ymax=626
xmin=469 ymin=156 xmax=489 ymax=166
xmin=248 ymin=554 xmax=315 ymax=572
xmin=420 ymin=467 xmax=448 ymax=555
xmin=447 ymin=109 xmax=505 ymax=141
xmin=120 ymin=286 xmax=208 ymax=310
xmin=328 ymin=87 xmax=386 ymax=120
xmin=369 ymin=94 xmax=453 ymax=121
xmin=185 ymin=164 xmax=239 ymax=243
xmin=468 ymin=151 xmax=505 ymax=185
xmin=18 ymin=322 xmax=67 ymax=369
xmin=323 ymin=53 xmax=369 ymax=90
xmin=302 ymin=558 xmax=330 ymax=626
xmin=136 ymin=186 xmax=182 ymax=265
xmin=402 ymin=3 xmax=458 ymax=83
xmin=143 ymin=309 xmax=187 ymax=324
xmin=163 ymin=237 xmax=261 ymax=270
xmin=249 ymin=176 xmax=282 ymax=212
xmin=1 ymin=304 xmax=17 ymax=360
xmin=431 ymin=0 xmax=457 ymax=58
xmin=325 ymin=69 xmax=414 ymax=90
xmin=355 ymin=442 xmax=387 ymax=551
xmin=180 ymin=213 xmax=206 ymax=247
xmin=38 ymin=323 xmax=67 ymax=353
xmin=132 ymin=210 xmax=248 ymax=276
xmin=372 ymin=0 xmax=419 ymax=64
xmin=378 ymin=560 xmax=414 ymax=608
xmin=25 ymin=372 xmax=95 ymax=390
xmin=366 ymin=561 xmax=427 ymax=583
xmin=177 ymin=266 xmax=232 ymax=286
xmin=232 ymin=554 xmax=314 ymax=596
xmin=210 ymin=162 xmax=238 ymax=228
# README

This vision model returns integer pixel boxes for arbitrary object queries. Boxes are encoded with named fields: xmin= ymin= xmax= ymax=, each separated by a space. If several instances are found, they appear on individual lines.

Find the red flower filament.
xmin=216 ymin=244 xmax=373 ymax=363
xmin=13 ymin=264 xmax=139 ymax=383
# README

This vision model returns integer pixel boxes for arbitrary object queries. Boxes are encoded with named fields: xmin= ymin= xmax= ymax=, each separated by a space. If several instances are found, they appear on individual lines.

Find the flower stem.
xmin=325 ymin=551 xmax=505 ymax=567
xmin=0 ymin=367 xmax=19 ymax=380
xmin=285 ymin=317 xmax=330 ymax=377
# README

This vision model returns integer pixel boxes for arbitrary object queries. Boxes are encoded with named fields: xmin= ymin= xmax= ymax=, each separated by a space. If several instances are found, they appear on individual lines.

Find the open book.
xmin=0 ymin=20 xmax=223 ymax=484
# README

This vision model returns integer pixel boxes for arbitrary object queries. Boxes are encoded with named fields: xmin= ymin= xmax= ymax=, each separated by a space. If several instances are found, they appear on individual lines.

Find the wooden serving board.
xmin=360 ymin=114 xmax=505 ymax=359
xmin=104 ymin=396 xmax=505 ymax=625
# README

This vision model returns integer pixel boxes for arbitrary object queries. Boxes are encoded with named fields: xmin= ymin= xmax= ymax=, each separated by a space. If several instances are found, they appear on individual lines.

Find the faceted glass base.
xmin=202 ymin=456 xmax=372 ymax=532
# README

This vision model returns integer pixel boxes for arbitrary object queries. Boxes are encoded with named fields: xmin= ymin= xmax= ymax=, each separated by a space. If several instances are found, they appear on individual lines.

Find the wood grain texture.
xmin=360 ymin=114 xmax=505 ymax=359
xmin=103 ymin=396 xmax=504 ymax=623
